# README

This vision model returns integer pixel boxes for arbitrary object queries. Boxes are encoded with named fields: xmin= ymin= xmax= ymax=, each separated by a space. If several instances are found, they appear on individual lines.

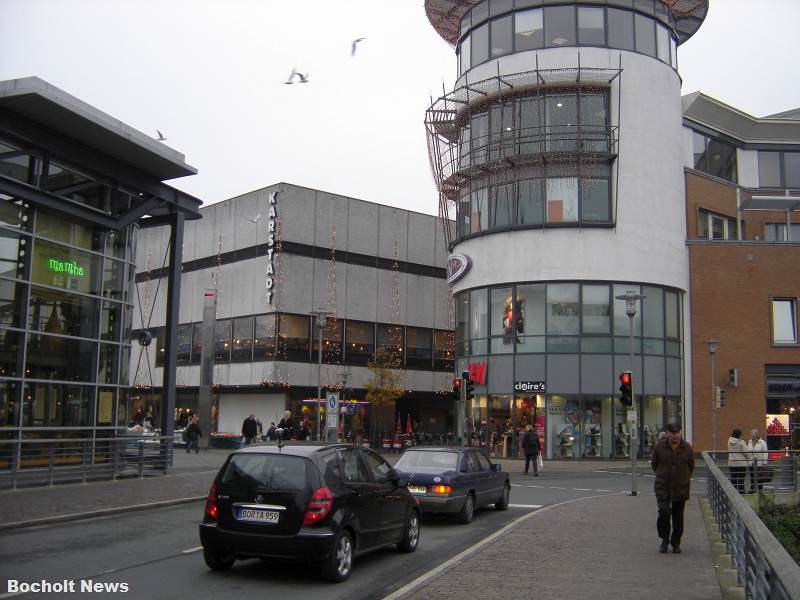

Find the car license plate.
xmin=236 ymin=508 xmax=280 ymax=524
xmin=408 ymin=485 xmax=426 ymax=494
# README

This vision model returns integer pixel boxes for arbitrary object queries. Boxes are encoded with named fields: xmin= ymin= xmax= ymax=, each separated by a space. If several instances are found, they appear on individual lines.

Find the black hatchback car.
xmin=199 ymin=443 xmax=420 ymax=582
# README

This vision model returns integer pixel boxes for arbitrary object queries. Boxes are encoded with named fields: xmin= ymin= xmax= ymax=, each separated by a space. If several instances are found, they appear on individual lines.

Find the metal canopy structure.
xmin=424 ymin=0 xmax=708 ymax=47
xmin=740 ymin=195 xmax=800 ymax=241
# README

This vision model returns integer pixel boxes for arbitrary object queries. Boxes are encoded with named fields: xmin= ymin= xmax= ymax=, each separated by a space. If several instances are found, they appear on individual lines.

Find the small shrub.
xmin=758 ymin=498 xmax=800 ymax=564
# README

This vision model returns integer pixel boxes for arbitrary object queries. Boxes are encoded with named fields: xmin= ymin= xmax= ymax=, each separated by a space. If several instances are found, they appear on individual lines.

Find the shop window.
xmin=0 ymin=330 xmax=21 ymax=377
xmin=22 ymin=383 xmax=93 ymax=427
xmin=547 ymin=283 xmax=579 ymax=335
xmin=214 ymin=319 xmax=232 ymax=363
xmin=254 ymin=313 xmax=276 ymax=361
xmin=456 ymin=294 xmax=469 ymax=356
xmin=28 ymin=286 xmax=98 ymax=339
xmin=31 ymin=239 xmax=102 ymax=296
xmin=191 ymin=322 xmax=203 ymax=364
xmin=0 ymin=278 xmax=26 ymax=327
xmin=407 ymin=327 xmax=432 ymax=370
xmin=345 ymin=320 xmax=374 ymax=365
xmin=312 ymin=317 xmax=343 ymax=364
xmin=277 ymin=314 xmax=310 ymax=362
xmin=490 ymin=287 xmax=515 ymax=353
xmin=514 ymin=8 xmax=543 ymax=51
xmin=516 ymin=284 xmax=546 ymax=350
xmin=772 ymin=299 xmax=797 ymax=344
xmin=490 ymin=15 xmax=512 ymax=58
xmin=434 ymin=329 xmax=454 ymax=370
xmin=25 ymin=334 xmax=96 ymax=382
xmin=377 ymin=323 xmax=404 ymax=366
xmin=231 ymin=316 xmax=254 ymax=362
xmin=177 ymin=323 xmax=192 ymax=365
xmin=470 ymin=288 xmax=488 ymax=354
xmin=578 ymin=7 xmax=605 ymax=45
xmin=0 ymin=381 xmax=18 ymax=426
xmin=544 ymin=5 xmax=575 ymax=47
xmin=581 ymin=285 xmax=610 ymax=334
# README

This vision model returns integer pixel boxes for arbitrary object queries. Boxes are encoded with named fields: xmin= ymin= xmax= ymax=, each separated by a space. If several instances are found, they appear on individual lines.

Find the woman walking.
xmin=727 ymin=428 xmax=749 ymax=494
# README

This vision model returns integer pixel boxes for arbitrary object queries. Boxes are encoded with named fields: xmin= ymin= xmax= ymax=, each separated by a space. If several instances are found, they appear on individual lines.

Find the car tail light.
xmin=204 ymin=482 xmax=218 ymax=521
xmin=303 ymin=486 xmax=334 ymax=526
xmin=429 ymin=485 xmax=453 ymax=495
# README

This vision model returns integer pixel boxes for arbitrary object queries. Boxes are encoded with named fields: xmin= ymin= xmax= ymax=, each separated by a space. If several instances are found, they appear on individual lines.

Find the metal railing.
xmin=703 ymin=451 xmax=800 ymax=599
xmin=0 ymin=436 xmax=173 ymax=490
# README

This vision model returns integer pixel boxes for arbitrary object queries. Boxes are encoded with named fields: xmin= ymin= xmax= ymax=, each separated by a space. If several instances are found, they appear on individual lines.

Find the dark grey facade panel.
xmin=546 ymin=355 xmax=580 ymax=394
xmin=580 ymin=354 xmax=613 ymax=394
xmin=487 ymin=355 xmax=513 ymax=393
xmin=643 ymin=355 xmax=666 ymax=395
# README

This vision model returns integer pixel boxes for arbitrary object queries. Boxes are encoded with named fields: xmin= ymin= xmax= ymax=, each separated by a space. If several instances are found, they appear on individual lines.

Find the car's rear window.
xmin=221 ymin=454 xmax=308 ymax=491
xmin=396 ymin=451 xmax=458 ymax=471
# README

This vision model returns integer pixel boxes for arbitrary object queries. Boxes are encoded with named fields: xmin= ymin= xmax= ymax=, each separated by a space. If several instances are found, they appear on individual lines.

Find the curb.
xmin=0 ymin=495 xmax=205 ymax=532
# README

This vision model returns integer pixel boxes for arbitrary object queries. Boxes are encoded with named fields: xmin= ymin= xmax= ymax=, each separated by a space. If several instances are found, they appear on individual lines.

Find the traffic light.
xmin=619 ymin=371 xmax=632 ymax=406
xmin=465 ymin=377 xmax=475 ymax=402
xmin=451 ymin=378 xmax=461 ymax=401
xmin=714 ymin=386 xmax=726 ymax=408
xmin=727 ymin=368 xmax=738 ymax=387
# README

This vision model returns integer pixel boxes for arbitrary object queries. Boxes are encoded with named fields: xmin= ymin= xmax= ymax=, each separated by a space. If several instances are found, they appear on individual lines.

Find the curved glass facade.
xmin=457 ymin=1 xmax=678 ymax=76
xmin=456 ymin=281 xmax=683 ymax=460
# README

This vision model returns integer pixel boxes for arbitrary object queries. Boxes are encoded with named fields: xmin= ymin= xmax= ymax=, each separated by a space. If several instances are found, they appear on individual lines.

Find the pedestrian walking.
xmin=650 ymin=422 xmax=694 ymax=554
xmin=185 ymin=415 xmax=202 ymax=453
xmin=276 ymin=410 xmax=295 ymax=440
xmin=522 ymin=424 xmax=540 ymax=476
xmin=727 ymin=428 xmax=750 ymax=494
xmin=241 ymin=414 xmax=258 ymax=447
xmin=747 ymin=428 xmax=768 ymax=493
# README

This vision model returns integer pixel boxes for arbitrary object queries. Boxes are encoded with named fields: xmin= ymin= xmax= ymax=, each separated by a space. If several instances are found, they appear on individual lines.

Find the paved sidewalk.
xmin=0 ymin=451 xmax=721 ymax=599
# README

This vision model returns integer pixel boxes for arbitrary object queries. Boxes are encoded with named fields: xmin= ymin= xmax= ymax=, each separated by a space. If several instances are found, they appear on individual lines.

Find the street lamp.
xmin=311 ymin=309 xmax=332 ymax=441
xmin=706 ymin=339 xmax=719 ymax=452
xmin=616 ymin=290 xmax=643 ymax=496
xmin=339 ymin=368 xmax=351 ymax=442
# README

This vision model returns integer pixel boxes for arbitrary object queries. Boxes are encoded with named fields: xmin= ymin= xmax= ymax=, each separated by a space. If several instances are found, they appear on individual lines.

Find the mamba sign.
xmin=48 ymin=257 xmax=85 ymax=277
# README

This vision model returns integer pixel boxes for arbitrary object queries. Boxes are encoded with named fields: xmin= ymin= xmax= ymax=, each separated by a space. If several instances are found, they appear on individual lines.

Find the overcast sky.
xmin=1 ymin=0 xmax=798 ymax=217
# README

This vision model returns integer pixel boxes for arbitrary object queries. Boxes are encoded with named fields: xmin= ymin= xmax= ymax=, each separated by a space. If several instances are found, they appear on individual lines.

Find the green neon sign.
xmin=48 ymin=257 xmax=85 ymax=277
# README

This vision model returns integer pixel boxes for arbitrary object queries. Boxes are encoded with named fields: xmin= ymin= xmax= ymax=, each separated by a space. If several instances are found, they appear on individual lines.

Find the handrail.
xmin=702 ymin=451 xmax=800 ymax=599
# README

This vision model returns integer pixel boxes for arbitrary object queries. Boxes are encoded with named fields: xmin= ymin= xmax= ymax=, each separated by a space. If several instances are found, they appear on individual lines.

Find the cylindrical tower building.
xmin=425 ymin=0 xmax=708 ymax=459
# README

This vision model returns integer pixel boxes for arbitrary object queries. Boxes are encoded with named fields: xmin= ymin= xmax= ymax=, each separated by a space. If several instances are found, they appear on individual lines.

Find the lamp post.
xmin=311 ymin=309 xmax=332 ymax=441
xmin=706 ymin=339 xmax=719 ymax=453
xmin=339 ymin=369 xmax=351 ymax=442
xmin=616 ymin=290 xmax=643 ymax=496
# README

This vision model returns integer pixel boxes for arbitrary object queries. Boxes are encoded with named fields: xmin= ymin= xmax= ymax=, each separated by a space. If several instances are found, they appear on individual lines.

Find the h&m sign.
xmin=466 ymin=361 xmax=487 ymax=385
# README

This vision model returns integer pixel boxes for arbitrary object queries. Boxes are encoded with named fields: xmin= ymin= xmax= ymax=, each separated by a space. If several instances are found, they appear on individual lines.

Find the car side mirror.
xmin=492 ymin=464 xmax=501 ymax=472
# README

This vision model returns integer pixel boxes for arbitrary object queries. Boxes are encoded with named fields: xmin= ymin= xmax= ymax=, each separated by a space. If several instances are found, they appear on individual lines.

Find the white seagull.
xmin=351 ymin=37 xmax=366 ymax=57
xmin=156 ymin=130 xmax=167 ymax=141
xmin=248 ymin=214 xmax=260 ymax=223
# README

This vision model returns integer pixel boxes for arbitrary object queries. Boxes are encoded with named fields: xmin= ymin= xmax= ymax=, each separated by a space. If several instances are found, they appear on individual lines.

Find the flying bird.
xmin=248 ymin=214 xmax=260 ymax=223
xmin=156 ymin=130 xmax=166 ymax=141
xmin=284 ymin=68 xmax=309 ymax=84
xmin=284 ymin=68 xmax=298 ymax=84
xmin=351 ymin=37 xmax=366 ymax=57
xmin=296 ymin=71 xmax=309 ymax=83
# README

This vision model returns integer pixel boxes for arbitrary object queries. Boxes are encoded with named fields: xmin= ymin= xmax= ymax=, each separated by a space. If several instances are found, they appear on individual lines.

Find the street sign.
xmin=627 ymin=409 xmax=637 ymax=422
xmin=326 ymin=392 xmax=340 ymax=440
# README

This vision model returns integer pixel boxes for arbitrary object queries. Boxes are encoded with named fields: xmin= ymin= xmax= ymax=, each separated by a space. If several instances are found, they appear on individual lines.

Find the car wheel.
xmin=397 ymin=509 xmax=420 ymax=552
xmin=495 ymin=482 xmax=510 ymax=511
xmin=456 ymin=492 xmax=475 ymax=524
xmin=320 ymin=529 xmax=354 ymax=582
xmin=202 ymin=548 xmax=235 ymax=571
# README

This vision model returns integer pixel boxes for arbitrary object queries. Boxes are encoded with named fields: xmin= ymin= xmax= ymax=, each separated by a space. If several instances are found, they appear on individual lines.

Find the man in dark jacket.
xmin=522 ymin=425 xmax=540 ymax=476
xmin=650 ymin=422 xmax=694 ymax=554
xmin=241 ymin=414 xmax=258 ymax=446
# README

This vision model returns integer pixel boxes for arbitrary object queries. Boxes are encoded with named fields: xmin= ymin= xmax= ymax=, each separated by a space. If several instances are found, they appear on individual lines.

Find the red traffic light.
xmin=452 ymin=379 xmax=462 ymax=391
xmin=619 ymin=372 xmax=631 ymax=385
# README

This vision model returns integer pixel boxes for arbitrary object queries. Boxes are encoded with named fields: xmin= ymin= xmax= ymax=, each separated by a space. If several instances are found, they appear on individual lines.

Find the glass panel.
xmin=489 ymin=103 xmax=515 ymax=160
xmin=490 ymin=287 xmax=514 ymax=353
xmin=547 ymin=283 xmax=579 ymax=335
xmin=517 ymin=284 xmax=546 ymax=339
xmin=100 ymin=300 xmax=122 ymax=341
xmin=456 ymin=292 xmax=469 ymax=356
xmin=0 ymin=141 xmax=33 ymax=184
xmin=191 ymin=322 xmax=204 ymax=364
xmin=460 ymin=35 xmax=471 ymax=73
xmin=458 ymin=190 xmax=471 ymax=237
xmin=120 ymin=344 xmax=130 ymax=386
xmin=634 ymin=0 xmax=654 ymax=14
xmin=642 ymin=286 xmax=664 ymax=338
xmin=578 ymin=7 xmax=604 ymax=45
xmin=670 ymin=37 xmax=677 ymax=67
xmin=515 ymin=8 xmax=544 ymax=50
xmin=785 ymin=153 xmax=800 ymax=188
xmin=692 ymin=131 xmax=707 ymax=171
xmin=232 ymin=316 xmax=254 ymax=362
xmin=758 ymin=151 xmax=781 ymax=187
xmin=0 ymin=229 xmax=27 ymax=279
xmin=613 ymin=284 xmax=642 ymax=335
xmin=0 ymin=381 xmax=18 ymax=426
xmin=711 ymin=214 xmax=725 ymax=240
xmin=491 ymin=183 xmax=513 ymax=228
xmin=471 ymin=187 xmax=489 ymax=232
xmin=772 ymin=300 xmax=796 ymax=343
xmin=35 ymin=209 xmax=104 ymax=253
xmin=96 ymin=387 xmax=115 ymax=426
xmin=377 ymin=324 xmax=404 ymax=366
xmin=549 ymin=394 xmax=582 ymax=459
xmin=214 ymin=318 xmax=232 ymax=363
xmin=433 ymin=329 xmax=454 ymax=370
xmin=407 ymin=327 xmax=432 ymax=369
xmin=102 ymin=258 xmax=125 ymax=300
xmin=607 ymin=8 xmax=634 ymax=51
xmin=665 ymin=290 xmax=679 ymax=339
xmin=0 ymin=278 xmax=26 ymax=327
xmin=0 ymin=195 xmax=32 ymax=230
xmin=518 ymin=178 xmax=544 ymax=225
xmin=546 ymin=177 xmax=578 ymax=222
xmin=315 ymin=317 xmax=343 ymax=364
xmin=176 ymin=323 xmax=192 ymax=364
xmin=582 ymin=285 xmax=610 ymax=334
xmin=471 ymin=113 xmax=489 ymax=165
xmin=490 ymin=15 xmax=513 ymax=58
xmin=470 ymin=288 xmax=488 ymax=354
xmin=25 ymin=334 xmax=96 ymax=382
xmin=707 ymin=138 xmax=737 ymax=182
xmin=544 ymin=5 xmax=575 ymax=47
xmin=518 ymin=97 xmax=543 ymax=154
xmin=656 ymin=23 xmax=669 ymax=62
xmin=490 ymin=0 xmax=513 ymax=17
xmin=580 ymin=178 xmax=610 ymax=222
xmin=472 ymin=1 xmax=488 ymax=24
xmin=0 ymin=329 xmax=20 ymax=377
xmin=345 ymin=320 xmax=374 ymax=365
xmin=643 ymin=338 xmax=664 ymax=355
xmin=472 ymin=22 xmax=489 ymax=65
xmin=31 ymin=239 xmax=102 ymax=295
xmin=28 ymin=286 xmax=99 ymax=339
xmin=634 ymin=13 xmax=655 ymax=56
xmin=254 ymin=314 xmax=276 ymax=360
xmin=98 ymin=342 xmax=119 ymax=384
xmin=580 ymin=93 xmax=608 ymax=152
xmin=23 ymin=383 xmax=93 ymax=427
xmin=697 ymin=210 xmax=709 ymax=238
xmin=459 ymin=125 xmax=471 ymax=170
xmin=278 ymin=314 xmax=309 ymax=361
xmin=581 ymin=337 xmax=612 ymax=353
xmin=546 ymin=93 xmax=578 ymax=152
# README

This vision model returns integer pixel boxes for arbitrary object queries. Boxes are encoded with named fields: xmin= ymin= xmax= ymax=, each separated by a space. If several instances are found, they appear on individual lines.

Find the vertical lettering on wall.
xmin=265 ymin=190 xmax=279 ymax=305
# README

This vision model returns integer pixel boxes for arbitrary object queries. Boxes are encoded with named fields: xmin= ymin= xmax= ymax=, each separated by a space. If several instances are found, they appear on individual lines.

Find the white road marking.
xmin=573 ymin=488 xmax=592 ymax=491
xmin=182 ymin=546 xmax=203 ymax=554
xmin=550 ymin=486 xmax=566 ymax=489
xmin=525 ymin=485 xmax=544 ymax=488
xmin=509 ymin=504 xmax=543 ymax=508
xmin=596 ymin=489 xmax=610 ymax=492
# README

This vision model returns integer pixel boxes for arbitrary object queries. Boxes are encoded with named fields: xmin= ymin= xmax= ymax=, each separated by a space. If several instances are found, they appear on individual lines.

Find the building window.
xmin=377 ymin=324 xmax=404 ymax=366
xmin=758 ymin=151 xmax=782 ymax=187
xmin=254 ymin=313 xmax=275 ymax=361
xmin=231 ymin=316 xmax=254 ymax=363
xmin=692 ymin=130 xmax=738 ymax=183
xmin=345 ymin=320 xmax=374 ymax=365
xmin=764 ymin=223 xmax=800 ymax=242
xmin=407 ymin=327 xmax=433 ymax=369
xmin=772 ymin=299 xmax=797 ymax=344
xmin=514 ymin=8 xmax=543 ymax=51
xmin=434 ymin=329 xmax=454 ymax=370
xmin=277 ymin=314 xmax=309 ymax=362
xmin=214 ymin=319 xmax=232 ymax=363
xmin=578 ymin=7 xmax=605 ymax=45
xmin=490 ymin=15 xmax=513 ymax=58
xmin=697 ymin=209 xmax=737 ymax=240
xmin=544 ymin=5 xmax=576 ymax=47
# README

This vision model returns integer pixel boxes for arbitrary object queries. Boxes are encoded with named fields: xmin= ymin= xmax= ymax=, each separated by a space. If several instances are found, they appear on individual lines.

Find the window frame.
xmin=771 ymin=298 xmax=798 ymax=345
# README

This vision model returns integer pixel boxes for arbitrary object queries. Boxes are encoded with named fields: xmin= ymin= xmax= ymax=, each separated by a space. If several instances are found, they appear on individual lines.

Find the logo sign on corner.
xmin=447 ymin=254 xmax=471 ymax=284
xmin=514 ymin=381 xmax=546 ymax=393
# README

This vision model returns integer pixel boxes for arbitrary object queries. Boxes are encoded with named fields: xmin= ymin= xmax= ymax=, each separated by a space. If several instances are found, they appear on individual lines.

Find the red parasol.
xmin=405 ymin=414 xmax=413 ymax=434
xmin=395 ymin=413 xmax=402 ymax=433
